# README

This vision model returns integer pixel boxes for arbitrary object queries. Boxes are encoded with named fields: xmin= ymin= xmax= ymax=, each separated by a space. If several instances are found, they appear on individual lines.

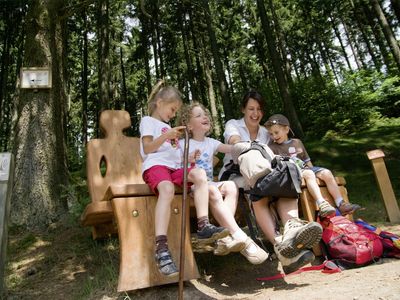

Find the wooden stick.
xmin=178 ymin=128 xmax=190 ymax=300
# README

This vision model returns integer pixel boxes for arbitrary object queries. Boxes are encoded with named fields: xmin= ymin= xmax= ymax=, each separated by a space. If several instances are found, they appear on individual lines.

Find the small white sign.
xmin=0 ymin=153 xmax=11 ymax=181
xmin=20 ymin=67 xmax=52 ymax=89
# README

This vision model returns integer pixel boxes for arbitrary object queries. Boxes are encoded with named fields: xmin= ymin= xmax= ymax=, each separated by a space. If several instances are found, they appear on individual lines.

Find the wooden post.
xmin=0 ymin=153 xmax=14 ymax=295
xmin=367 ymin=149 xmax=400 ymax=223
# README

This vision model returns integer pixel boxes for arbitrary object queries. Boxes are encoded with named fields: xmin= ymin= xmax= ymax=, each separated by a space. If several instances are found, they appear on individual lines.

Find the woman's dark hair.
xmin=241 ymin=90 xmax=265 ymax=111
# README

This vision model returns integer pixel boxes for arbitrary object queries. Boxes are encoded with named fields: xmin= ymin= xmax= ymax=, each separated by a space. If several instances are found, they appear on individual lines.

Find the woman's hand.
xmin=189 ymin=149 xmax=201 ymax=163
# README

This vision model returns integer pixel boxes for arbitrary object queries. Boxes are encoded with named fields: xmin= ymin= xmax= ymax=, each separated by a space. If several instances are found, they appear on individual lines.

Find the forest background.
xmin=1 ymin=0 xmax=400 ymax=266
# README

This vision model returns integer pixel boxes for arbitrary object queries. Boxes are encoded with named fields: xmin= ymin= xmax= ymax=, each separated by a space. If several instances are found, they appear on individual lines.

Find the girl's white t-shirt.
xmin=179 ymin=137 xmax=221 ymax=181
xmin=219 ymin=118 xmax=270 ymax=179
xmin=139 ymin=116 xmax=182 ymax=173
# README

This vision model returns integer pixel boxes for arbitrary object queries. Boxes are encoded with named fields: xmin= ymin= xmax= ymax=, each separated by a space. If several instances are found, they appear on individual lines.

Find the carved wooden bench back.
xmin=86 ymin=110 xmax=144 ymax=203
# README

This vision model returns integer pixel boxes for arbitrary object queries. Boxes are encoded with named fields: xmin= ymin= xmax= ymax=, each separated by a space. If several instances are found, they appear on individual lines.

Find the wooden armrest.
xmin=300 ymin=176 xmax=346 ymax=188
xmin=81 ymin=201 xmax=113 ymax=226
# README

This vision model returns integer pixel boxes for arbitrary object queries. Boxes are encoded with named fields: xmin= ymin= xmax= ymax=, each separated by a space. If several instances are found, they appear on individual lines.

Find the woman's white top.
xmin=218 ymin=118 xmax=270 ymax=179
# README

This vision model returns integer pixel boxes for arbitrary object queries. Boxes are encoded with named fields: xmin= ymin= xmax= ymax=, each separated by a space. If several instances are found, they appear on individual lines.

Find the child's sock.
xmin=316 ymin=198 xmax=326 ymax=206
xmin=197 ymin=216 xmax=209 ymax=231
xmin=155 ymin=235 xmax=168 ymax=254
xmin=335 ymin=197 xmax=344 ymax=207
xmin=232 ymin=229 xmax=247 ymax=242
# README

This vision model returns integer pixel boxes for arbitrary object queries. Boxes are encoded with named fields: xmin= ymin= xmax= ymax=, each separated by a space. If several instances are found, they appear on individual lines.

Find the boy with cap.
xmin=264 ymin=114 xmax=361 ymax=217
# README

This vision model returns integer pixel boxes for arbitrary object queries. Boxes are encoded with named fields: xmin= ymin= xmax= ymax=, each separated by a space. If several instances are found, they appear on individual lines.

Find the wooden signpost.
xmin=367 ymin=149 xmax=400 ymax=223
xmin=0 ymin=153 xmax=14 ymax=295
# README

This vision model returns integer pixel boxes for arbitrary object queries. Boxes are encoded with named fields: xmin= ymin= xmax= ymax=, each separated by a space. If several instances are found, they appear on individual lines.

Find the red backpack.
xmin=320 ymin=216 xmax=383 ymax=269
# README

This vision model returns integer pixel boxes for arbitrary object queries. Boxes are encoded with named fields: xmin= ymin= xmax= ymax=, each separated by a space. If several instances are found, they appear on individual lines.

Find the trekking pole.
xmin=178 ymin=127 xmax=190 ymax=300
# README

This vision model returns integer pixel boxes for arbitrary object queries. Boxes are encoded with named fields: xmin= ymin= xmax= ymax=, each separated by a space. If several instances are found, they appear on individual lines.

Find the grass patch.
xmin=305 ymin=118 xmax=400 ymax=222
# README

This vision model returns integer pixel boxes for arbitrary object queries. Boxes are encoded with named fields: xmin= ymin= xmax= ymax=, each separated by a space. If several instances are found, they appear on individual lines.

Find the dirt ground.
xmin=4 ymin=222 xmax=400 ymax=300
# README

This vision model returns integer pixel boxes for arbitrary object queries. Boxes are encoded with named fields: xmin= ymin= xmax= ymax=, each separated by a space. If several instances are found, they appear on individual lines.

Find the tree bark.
xmin=371 ymin=0 xmax=400 ymax=71
xmin=362 ymin=4 xmax=393 ymax=70
xmin=97 ymin=0 xmax=111 ymax=136
xmin=11 ymin=0 xmax=69 ymax=229
xmin=256 ymin=0 xmax=304 ymax=137
xmin=202 ymin=0 xmax=233 ymax=121
xmin=330 ymin=15 xmax=353 ymax=71
xmin=81 ymin=9 xmax=88 ymax=146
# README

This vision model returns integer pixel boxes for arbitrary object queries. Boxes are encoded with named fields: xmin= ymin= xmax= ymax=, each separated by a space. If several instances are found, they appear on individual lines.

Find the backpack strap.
xmin=239 ymin=141 xmax=274 ymax=161
xmin=285 ymin=160 xmax=302 ymax=194
xmin=256 ymin=259 xmax=341 ymax=281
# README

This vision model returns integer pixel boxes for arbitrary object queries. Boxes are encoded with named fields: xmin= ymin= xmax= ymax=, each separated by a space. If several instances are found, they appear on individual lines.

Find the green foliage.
xmin=293 ymin=70 xmax=400 ymax=138
xmin=305 ymin=118 xmax=400 ymax=222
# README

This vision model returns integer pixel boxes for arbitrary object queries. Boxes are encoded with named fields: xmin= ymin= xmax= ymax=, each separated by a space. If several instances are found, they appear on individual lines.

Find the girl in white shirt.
xmin=140 ymin=81 xmax=228 ymax=277
xmin=178 ymin=102 xmax=269 ymax=264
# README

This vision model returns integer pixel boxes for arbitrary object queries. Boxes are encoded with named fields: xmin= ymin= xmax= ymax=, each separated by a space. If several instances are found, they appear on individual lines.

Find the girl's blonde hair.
xmin=147 ymin=80 xmax=183 ymax=115
xmin=178 ymin=102 xmax=213 ymax=136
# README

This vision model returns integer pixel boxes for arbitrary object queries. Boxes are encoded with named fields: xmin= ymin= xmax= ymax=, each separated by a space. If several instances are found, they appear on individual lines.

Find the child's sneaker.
xmin=274 ymin=239 xmax=315 ymax=274
xmin=275 ymin=218 xmax=322 ymax=258
xmin=155 ymin=250 xmax=179 ymax=277
xmin=213 ymin=235 xmax=246 ymax=256
xmin=240 ymin=237 xmax=269 ymax=264
xmin=318 ymin=201 xmax=336 ymax=218
xmin=338 ymin=202 xmax=362 ymax=216
xmin=197 ymin=223 xmax=229 ymax=245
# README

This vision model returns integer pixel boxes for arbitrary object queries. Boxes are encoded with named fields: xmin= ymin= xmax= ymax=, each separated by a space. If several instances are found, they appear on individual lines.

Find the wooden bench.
xmin=299 ymin=176 xmax=351 ymax=256
xmin=80 ymin=110 xmax=199 ymax=292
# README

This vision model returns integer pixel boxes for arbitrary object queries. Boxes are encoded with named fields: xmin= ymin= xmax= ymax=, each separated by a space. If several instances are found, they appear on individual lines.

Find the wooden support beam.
xmin=367 ymin=149 xmax=400 ymax=223
xmin=0 ymin=153 xmax=14 ymax=295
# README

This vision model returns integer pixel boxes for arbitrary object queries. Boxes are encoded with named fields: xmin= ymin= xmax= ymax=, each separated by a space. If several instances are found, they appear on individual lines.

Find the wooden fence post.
xmin=366 ymin=149 xmax=400 ymax=223
xmin=0 ymin=153 xmax=14 ymax=295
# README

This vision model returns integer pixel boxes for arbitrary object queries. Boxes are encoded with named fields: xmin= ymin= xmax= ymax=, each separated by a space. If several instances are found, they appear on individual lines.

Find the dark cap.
xmin=264 ymin=114 xmax=290 ymax=127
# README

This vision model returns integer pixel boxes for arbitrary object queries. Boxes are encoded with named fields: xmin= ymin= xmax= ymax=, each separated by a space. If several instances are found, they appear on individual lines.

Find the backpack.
xmin=320 ymin=216 xmax=383 ymax=269
xmin=355 ymin=219 xmax=400 ymax=259
xmin=231 ymin=141 xmax=302 ymax=199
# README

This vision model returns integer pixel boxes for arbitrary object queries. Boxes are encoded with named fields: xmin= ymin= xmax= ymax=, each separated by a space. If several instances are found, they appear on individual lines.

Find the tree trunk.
xmin=119 ymin=47 xmax=127 ymax=109
xmin=330 ymin=15 xmax=353 ymax=71
xmin=352 ymin=4 xmax=382 ymax=70
xmin=11 ymin=0 xmax=69 ymax=229
xmin=81 ymin=9 xmax=88 ymax=146
xmin=371 ymin=0 xmax=400 ymax=71
xmin=202 ymin=0 xmax=233 ymax=121
xmin=362 ymin=4 xmax=393 ymax=70
xmin=341 ymin=19 xmax=363 ymax=70
xmin=179 ymin=3 xmax=198 ymax=101
xmin=97 ymin=0 xmax=111 ymax=136
xmin=256 ymin=0 xmax=304 ymax=137
xmin=203 ymin=58 xmax=221 ymax=137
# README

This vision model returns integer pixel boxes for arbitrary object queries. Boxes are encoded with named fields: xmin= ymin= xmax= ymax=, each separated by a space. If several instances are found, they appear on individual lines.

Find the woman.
xmin=219 ymin=90 xmax=322 ymax=274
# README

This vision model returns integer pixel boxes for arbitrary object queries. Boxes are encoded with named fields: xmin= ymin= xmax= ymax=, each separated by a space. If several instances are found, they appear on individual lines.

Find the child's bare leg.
xmin=155 ymin=181 xmax=175 ymax=236
xmin=302 ymin=169 xmax=326 ymax=202
xmin=316 ymin=169 xmax=342 ymax=205
xmin=209 ymin=184 xmax=240 ymax=233
xmin=317 ymin=169 xmax=362 ymax=214
xmin=303 ymin=169 xmax=336 ymax=217
xmin=188 ymin=168 xmax=209 ymax=217
xmin=189 ymin=168 xmax=229 ymax=243
xmin=154 ymin=180 xmax=178 ymax=277
xmin=219 ymin=181 xmax=238 ymax=215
